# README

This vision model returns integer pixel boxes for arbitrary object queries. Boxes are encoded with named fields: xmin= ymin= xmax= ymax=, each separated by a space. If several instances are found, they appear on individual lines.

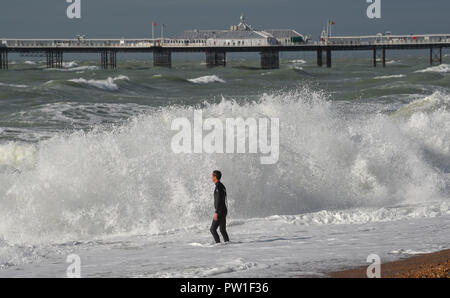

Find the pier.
xmin=1 ymin=36 xmax=449 ymax=70
xmin=1 ymin=17 xmax=449 ymax=70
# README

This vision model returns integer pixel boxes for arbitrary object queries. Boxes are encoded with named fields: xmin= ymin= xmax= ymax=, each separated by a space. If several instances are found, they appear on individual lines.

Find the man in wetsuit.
xmin=210 ymin=170 xmax=230 ymax=243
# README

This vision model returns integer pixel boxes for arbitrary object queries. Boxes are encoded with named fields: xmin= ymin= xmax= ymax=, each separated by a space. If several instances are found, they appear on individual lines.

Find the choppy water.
xmin=1 ymin=56 xmax=450 ymax=142
xmin=0 ymin=55 xmax=449 ymax=276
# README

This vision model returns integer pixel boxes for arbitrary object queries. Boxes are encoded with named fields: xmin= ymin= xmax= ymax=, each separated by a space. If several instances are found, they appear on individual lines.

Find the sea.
xmin=0 ymin=53 xmax=448 ymax=277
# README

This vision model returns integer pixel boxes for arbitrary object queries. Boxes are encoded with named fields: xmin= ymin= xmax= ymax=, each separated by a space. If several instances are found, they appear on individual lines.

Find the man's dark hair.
xmin=213 ymin=170 xmax=222 ymax=181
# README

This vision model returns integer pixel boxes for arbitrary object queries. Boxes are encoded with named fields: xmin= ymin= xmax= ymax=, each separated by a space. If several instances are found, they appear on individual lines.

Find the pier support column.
xmin=430 ymin=46 xmax=442 ymax=66
xmin=326 ymin=49 xmax=332 ymax=68
xmin=46 ymin=50 xmax=63 ymax=69
xmin=110 ymin=51 xmax=117 ymax=69
xmin=100 ymin=51 xmax=106 ymax=69
xmin=317 ymin=49 xmax=323 ymax=67
xmin=58 ymin=50 xmax=63 ymax=68
xmin=373 ymin=48 xmax=377 ymax=67
xmin=260 ymin=50 xmax=279 ymax=69
xmin=101 ymin=51 xmax=107 ymax=69
xmin=373 ymin=47 xmax=386 ymax=67
xmin=206 ymin=51 xmax=226 ymax=67
xmin=100 ymin=50 xmax=117 ymax=69
xmin=0 ymin=49 xmax=8 ymax=70
xmin=153 ymin=49 xmax=172 ymax=67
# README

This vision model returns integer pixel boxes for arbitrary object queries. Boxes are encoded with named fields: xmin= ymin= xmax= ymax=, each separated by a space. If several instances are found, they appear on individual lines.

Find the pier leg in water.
xmin=153 ymin=49 xmax=172 ymax=67
xmin=206 ymin=51 xmax=226 ymax=67
xmin=317 ymin=49 xmax=323 ymax=67
xmin=260 ymin=50 xmax=279 ymax=69
xmin=373 ymin=47 xmax=377 ymax=67
xmin=0 ymin=49 xmax=8 ymax=70
xmin=430 ymin=46 xmax=443 ymax=66
xmin=109 ymin=51 xmax=117 ymax=69
xmin=373 ymin=47 xmax=386 ymax=67
xmin=57 ymin=50 xmax=63 ymax=69
xmin=47 ymin=50 xmax=52 ymax=69
xmin=100 ymin=51 xmax=107 ymax=70
xmin=326 ymin=48 xmax=332 ymax=68
xmin=46 ymin=50 xmax=63 ymax=69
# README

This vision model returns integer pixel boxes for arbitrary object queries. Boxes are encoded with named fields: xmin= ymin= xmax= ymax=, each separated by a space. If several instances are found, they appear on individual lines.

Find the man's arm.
xmin=216 ymin=185 xmax=226 ymax=214
xmin=214 ymin=186 xmax=219 ymax=220
xmin=214 ymin=189 xmax=219 ymax=213
xmin=214 ymin=184 xmax=226 ymax=220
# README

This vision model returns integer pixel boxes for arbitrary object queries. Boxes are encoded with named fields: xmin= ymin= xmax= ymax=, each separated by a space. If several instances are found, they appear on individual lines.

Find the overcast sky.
xmin=1 ymin=0 xmax=449 ymax=39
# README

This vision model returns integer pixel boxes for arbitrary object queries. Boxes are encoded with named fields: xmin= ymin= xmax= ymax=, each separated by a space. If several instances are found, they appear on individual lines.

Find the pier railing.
xmin=1 ymin=39 xmax=159 ymax=48
xmin=323 ymin=34 xmax=450 ymax=46
xmin=0 ymin=34 xmax=449 ymax=70
xmin=2 ymin=34 xmax=450 ymax=49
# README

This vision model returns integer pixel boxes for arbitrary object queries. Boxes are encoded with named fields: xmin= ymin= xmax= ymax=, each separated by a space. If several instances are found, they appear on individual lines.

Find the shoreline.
xmin=329 ymin=249 xmax=449 ymax=278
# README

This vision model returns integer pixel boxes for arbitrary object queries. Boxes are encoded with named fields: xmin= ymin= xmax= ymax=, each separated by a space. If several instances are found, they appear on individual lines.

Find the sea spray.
xmin=0 ymin=88 xmax=447 ymax=244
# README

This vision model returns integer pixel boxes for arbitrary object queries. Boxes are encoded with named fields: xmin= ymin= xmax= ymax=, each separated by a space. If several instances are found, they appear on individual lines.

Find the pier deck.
xmin=1 ymin=34 xmax=449 ymax=69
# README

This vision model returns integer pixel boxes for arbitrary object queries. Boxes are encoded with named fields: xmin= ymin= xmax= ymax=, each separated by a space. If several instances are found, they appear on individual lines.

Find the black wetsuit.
xmin=210 ymin=181 xmax=229 ymax=243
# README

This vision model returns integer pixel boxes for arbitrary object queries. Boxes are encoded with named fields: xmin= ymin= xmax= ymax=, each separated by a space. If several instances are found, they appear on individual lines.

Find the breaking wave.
xmin=44 ymin=61 xmax=99 ymax=72
xmin=386 ymin=60 xmax=399 ymax=65
xmin=374 ymin=74 xmax=406 ymax=80
xmin=289 ymin=59 xmax=307 ymax=64
xmin=63 ymin=61 xmax=78 ymax=68
xmin=415 ymin=64 xmax=450 ymax=73
xmin=0 ymin=82 xmax=29 ymax=88
xmin=188 ymin=75 xmax=226 ymax=84
xmin=65 ymin=65 xmax=100 ymax=72
xmin=263 ymin=202 xmax=448 ymax=226
xmin=0 ymin=88 xmax=448 ymax=244
xmin=69 ymin=75 xmax=130 ymax=90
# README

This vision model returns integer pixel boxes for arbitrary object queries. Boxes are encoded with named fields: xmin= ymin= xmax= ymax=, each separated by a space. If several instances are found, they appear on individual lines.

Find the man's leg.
xmin=210 ymin=219 xmax=221 ymax=243
xmin=219 ymin=216 xmax=229 ymax=242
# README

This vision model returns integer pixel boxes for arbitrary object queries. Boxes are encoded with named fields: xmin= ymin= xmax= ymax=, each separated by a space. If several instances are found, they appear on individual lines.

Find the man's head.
xmin=212 ymin=170 xmax=222 ymax=183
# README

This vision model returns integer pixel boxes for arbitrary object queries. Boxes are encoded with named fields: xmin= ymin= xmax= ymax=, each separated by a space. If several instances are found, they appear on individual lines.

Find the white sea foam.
xmin=415 ymin=64 xmax=450 ymax=73
xmin=188 ymin=75 xmax=225 ymax=84
xmin=386 ymin=60 xmax=399 ymax=65
xmin=68 ymin=65 xmax=99 ymax=72
xmin=0 ymin=241 xmax=43 ymax=268
xmin=63 ymin=61 xmax=78 ymax=68
xmin=69 ymin=75 xmax=130 ymax=91
xmin=263 ymin=202 xmax=448 ymax=226
xmin=374 ymin=74 xmax=406 ymax=79
xmin=46 ymin=64 xmax=99 ymax=72
xmin=389 ymin=249 xmax=438 ymax=256
xmin=394 ymin=91 xmax=450 ymax=156
xmin=0 ymin=88 xmax=448 ymax=245
xmin=0 ymin=82 xmax=29 ymax=88
xmin=140 ymin=258 xmax=264 ymax=278
xmin=289 ymin=59 xmax=307 ymax=64
xmin=0 ymin=143 xmax=37 ymax=169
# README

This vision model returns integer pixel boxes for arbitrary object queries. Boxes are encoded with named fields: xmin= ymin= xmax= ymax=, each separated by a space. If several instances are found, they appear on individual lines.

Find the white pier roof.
xmin=176 ymin=15 xmax=302 ymax=40
xmin=176 ymin=30 xmax=265 ymax=40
